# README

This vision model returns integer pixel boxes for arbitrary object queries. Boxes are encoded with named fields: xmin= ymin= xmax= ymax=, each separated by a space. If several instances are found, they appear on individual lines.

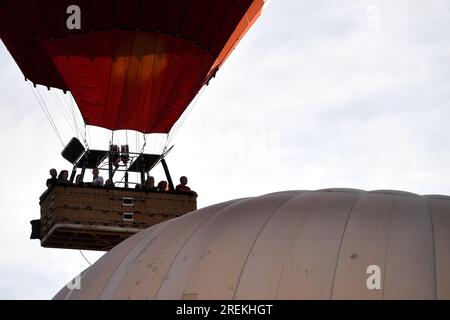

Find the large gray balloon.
xmin=54 ymin=189 xmax=450 ymax=300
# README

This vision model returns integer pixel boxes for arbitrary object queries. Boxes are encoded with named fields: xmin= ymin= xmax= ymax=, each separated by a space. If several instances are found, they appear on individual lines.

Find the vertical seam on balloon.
xmin=156 ymin=0 xmax=169 ymax=35
xmin=381 ymin=197 xmax=395 ymax=300
xmin=176 ymin=0 xmax=194 ymax=35
xmin=147 ymin=34 xmax=174 ymax=131
xmin=108 ymin=31 xmax=134 ymax=130
xmin=87 ymin=0 xmax=93 ymax=31
xmin=207 ymin=2 xmax=236 ymax=52
xmin=154 ymin=199 xmax=248 ymax=299
xmin=148 ymin=34 xmax=172 ymax=131
xmin=272 ymin=192 xmax=314 ymax=299
xmin=102 ymin=37 xmax=115 ymax=128
xmin=136 ymin=0 xmax=142 ymax=30
xmin=37 ymin=1 xmax=50 ymax=39
xmin=425 ymin=196 xmax=438 ymax=299
xmin=141 ymin=33 xmax=158 ymax=132
xmin=135 ymin=38 xmax=145 ymax=131
xmin=98 ymin=220 xmax=176 ymax=299
xmin=193 ymin=0 xmax=216 ymax=43
xmin=329 ymin=191 xmax=359 ymax=299
xmin=232 ymin=192 xmax=301 ymax=299
xmin=112 ymin=0 xmax=117 ymax=30
xmin=122 ymin=34 xmax=136 ymax=130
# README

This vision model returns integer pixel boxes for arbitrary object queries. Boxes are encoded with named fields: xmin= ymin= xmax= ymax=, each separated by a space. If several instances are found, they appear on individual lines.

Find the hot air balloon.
xmin=0 ymin=0 xmax=264 ymax=132
xmin=0 ymin=0 xmax=265 ymax=250
xmin=54 ymin=190 xmax=450 ymax=300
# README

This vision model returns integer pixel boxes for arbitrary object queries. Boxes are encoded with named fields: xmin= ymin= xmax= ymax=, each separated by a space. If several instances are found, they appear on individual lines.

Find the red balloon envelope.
xmin=0 ymin=0 xmax=264 ymax=133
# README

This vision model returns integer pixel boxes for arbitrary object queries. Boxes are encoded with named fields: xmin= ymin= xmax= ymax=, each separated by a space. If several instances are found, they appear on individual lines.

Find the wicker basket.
xmin=39 ymin=185 xmax=197 ymax=251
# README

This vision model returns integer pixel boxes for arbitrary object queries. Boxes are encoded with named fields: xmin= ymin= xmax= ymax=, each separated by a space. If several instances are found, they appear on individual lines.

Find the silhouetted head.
xmin=50 ymin=168 xmax=57 ymax=178
xmin=180 ymin=176 xmax=188 ymax=186
xmin=93 ymin=168 xmax=99 ymax=178
xmin=157 ymin=181 xmax=168 ymax=191
xmin=58 ymin=170 xmax=68 ymax=180
xmin=146 ymin=176 xmax=155 ymax=187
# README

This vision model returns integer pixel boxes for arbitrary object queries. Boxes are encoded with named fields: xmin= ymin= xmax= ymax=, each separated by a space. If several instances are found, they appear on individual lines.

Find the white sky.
xmin=1 ymin=0 xmax=449 ymax=299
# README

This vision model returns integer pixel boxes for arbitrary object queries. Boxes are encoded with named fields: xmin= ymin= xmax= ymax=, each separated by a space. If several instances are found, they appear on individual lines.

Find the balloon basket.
xmin=36 ymin=185 xmax=197 ymax=251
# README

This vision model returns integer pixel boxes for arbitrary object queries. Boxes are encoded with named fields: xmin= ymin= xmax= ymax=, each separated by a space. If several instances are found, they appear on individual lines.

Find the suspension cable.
xmin=28 ymin=83 xmax=65 ymax=147
xmin=166 ymin=86 xmax=206 ymax=149
xmin=58 ymin=91 xmax=79 ymax=137
xmin=162 ymin=134 xmax=169 ymax=153
xmin=69 ymin=94 xmax=86 ymax=142
xmin=79 ymin=250 xmax=92 ymax=266
xmin=141 ymin=134 xmax=147 ymax=154
xmin=64 ymin=92 xmax=84 ymax=140
xmin=83 ymin=124 xmax=89 ymax=149
xmin=110 ymin=130 xmax=114 ymax=147
xmin=50 ymin=90 xmax=78 ymax=138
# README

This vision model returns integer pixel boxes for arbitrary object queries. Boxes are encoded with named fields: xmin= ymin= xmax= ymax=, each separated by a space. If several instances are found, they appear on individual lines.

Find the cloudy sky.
xmin=0 ymin=0 xmax=449 ymax=299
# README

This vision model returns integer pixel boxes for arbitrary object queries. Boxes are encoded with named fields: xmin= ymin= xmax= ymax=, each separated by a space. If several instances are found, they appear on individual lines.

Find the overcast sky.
xmin=1 ymin=0 xmax=449 ymax=299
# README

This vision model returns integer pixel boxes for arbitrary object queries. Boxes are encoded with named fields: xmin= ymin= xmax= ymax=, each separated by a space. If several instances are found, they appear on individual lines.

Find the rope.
xmin=83 ymin=124 xmax=89 ymax=149
xmin=66 ymin=93 xmax=84 ymax=140
xmin=50 ymin=90 xmax=78 ymax=138
xmin=141 ymin=134 xmax=147 ymax=154
xmin=28 ymin=83 xmax=65 ymax=147
xmin=110 ymin=131 xmax=114 ymax=147
xmin=162 ymin=135 xmax=169 ymax=154
xmin=137 ymin=131 xmax=140 ymax=153
xmin=166 ymin=86 xmax=206 ymax=148
xmin=69 ymin=94 xmax=86 ymax=142
xmin=86 ymin=125 xmax=92 ymax=147
xmin=79 ymin=250 xmax=92 ymax=266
